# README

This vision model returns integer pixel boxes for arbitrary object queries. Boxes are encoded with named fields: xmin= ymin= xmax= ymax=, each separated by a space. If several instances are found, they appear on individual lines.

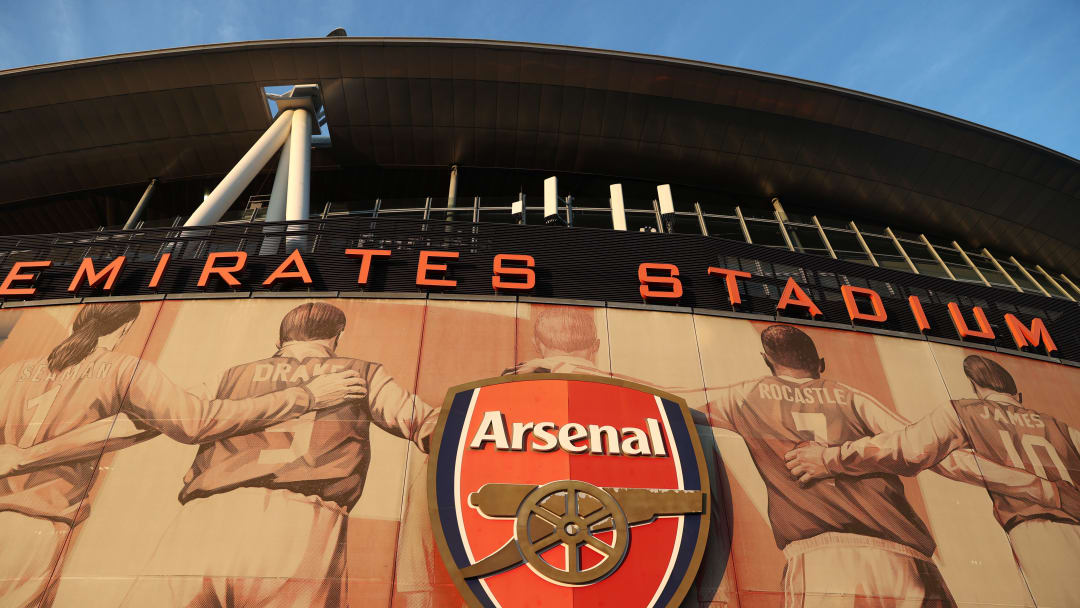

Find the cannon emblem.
xmin=462 ymin=480 xmax=705 ymax=585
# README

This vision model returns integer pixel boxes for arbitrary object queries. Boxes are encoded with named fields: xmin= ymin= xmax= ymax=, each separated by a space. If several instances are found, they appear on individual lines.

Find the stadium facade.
xmin=0 ymin=38 xmax=1078 ymax=608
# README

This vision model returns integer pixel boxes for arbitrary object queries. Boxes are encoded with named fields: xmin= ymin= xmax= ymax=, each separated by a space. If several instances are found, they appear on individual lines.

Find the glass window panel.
xmin=477 ymin=209 xmax=515 ymax=225
xmin=697 ymin=201 xmax=739 ymax=217
xmin=376 ymin=209 xmax=426 ymax=219
xmin=622 ymin=196 xmax=656 ymax=211
xmin=377 ymin=197 xmax=428 ymax=210
xmin=907 ymin=256 xmax=954 ymax=279
xmin=744 ymin=219 xmax=788 ymax=248
xmin=785 ymin=224 xmax=830 ymax=257
xmin=570 ymin=209 xmax=616 ymax=230
xmin=783 ymin=210 xmax=815 ymax=224
xmin=892 ymin=228 xmax=923 ymax=241
xmin=737 ymin=205 xmax=777 ymax=220
xmin=816 ymin=216 xmax=852 ymax=229
xmin=861 ymin=233 xmax=899 ymax=258
xmin=861 ymin=234 xmax=913 ymax=273
xmin=139 ymin=216 xmax=182 ymax=228
xmin=932 ymin=245 xmax=984 ymax=284
xmin=966 ymin=251 xmax=1014 ymax=289
xmin=997 ymin=260 xmax=1047 ymax=294
xmin=325 ymin=200 xmax=378 ymax=216
xmin=822 ymin=229 xmax=871 ymax=264
xmin=702 ymin=215 xmax=747 ymax=242
xmin=665 ymin=213 xmax=705 ymax=235
xmin=855 ymin=221 xmax=888 ymax=234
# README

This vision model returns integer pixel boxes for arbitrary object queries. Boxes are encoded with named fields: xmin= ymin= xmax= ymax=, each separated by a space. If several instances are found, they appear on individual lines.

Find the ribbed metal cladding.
xmin=1 ymin=216 xmax=1077 ymax=364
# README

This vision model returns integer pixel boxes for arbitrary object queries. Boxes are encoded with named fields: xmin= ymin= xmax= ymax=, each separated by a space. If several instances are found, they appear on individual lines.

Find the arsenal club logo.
xmin=428 ymin=374 xmax=710 ymax=608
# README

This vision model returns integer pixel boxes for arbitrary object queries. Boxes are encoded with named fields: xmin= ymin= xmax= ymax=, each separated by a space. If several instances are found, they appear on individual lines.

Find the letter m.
xmin=68 ymin=256 xmax=127 ymax=293
xmin=1004 ymin=314 xmax=1057 ymax=355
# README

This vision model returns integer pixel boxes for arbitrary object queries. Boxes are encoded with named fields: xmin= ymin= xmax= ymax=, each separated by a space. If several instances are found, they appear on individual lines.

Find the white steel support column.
xmin=981 ymin=248 xmax=1021 ymax=292
xmin=735 ymin=206 xmax=752 ymax=244
xmin=446 ymin=165 xmax=459 ymax=222
xmin=259 ymin=139 xmax=292 ymax=255
xmin=609 ymin=184 xmax=627 ymax=231
xmin=285 ymin=109 xmax=312 ymax=250
xmin=772 ymin=198 xmax=795 ymax=252
xmin=1008 ymin=256 xmax=1050 ymax=297
xmin=1034 ymin=265 xmax=1075 ymax=301
xmin=123 ymin=178 xmax=157 ymax=230
xmin=885 ymin=227 xmax=918 ymax=274
xmin=920 ymin=235 xmax=956 ymax=280
xmin=953 ymin=241 xmax=990 ymax=287
xmin=850 ymin=221 xmax=878 ymax=267
xmin=447 ymin=165 xmax=458 ymax=209
xmin=185 ymin=109 xmax=295 ymax=227
xmin=812 ymin=216 xmax=837 ymax=259
xmin=1059 ymin=274 xmax=1080 ymax=299
xmin=694 ymin=202 xmax=708 ymax=236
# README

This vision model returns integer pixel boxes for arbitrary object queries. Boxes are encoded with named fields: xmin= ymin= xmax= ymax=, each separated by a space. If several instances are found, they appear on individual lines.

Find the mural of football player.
xmin=504 ymin=305 xmax=606 ymax=376
xmin=687 ymin=324 xmax=1079 ymax=608
xmin=120 ymin=301 xmax=439 ymax=607
xmin=784 ymin=354 xmax=1080 ymax=607
xmin=0 ymin=302 xmax=366 ymax=608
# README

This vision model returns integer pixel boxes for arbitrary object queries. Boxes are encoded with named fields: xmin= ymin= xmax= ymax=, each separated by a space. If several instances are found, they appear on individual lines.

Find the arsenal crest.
xmin=428 ymin=374 xmax=710 ymax=608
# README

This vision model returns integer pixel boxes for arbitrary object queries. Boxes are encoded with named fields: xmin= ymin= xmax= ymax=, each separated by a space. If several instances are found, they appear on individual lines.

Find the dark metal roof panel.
xmin=0 ymin=37 xmax=1075 ymax=273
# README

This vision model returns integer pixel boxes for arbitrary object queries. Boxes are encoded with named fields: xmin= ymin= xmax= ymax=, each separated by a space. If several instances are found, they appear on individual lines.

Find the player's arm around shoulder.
xmin=121 ymin=357 xmax=365 ymax=443
xmin=786 ymin=402 xmax=968 ymax=484
xmin=364 ymin=362 xmax=438 ymax=452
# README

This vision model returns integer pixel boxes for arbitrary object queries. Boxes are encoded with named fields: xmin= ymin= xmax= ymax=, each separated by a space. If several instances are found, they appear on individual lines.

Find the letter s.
xmin=532 ymin=422 xmax=558 ymax=452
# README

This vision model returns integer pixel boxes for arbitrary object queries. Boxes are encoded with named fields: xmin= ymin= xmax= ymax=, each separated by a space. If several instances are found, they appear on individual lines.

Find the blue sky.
xmin=1 ymin=0 xmax=1077 ymax=159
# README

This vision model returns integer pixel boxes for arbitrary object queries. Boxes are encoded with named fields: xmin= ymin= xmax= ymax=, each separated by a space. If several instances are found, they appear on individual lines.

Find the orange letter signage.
xmin=638 ymin=263 xmax=683 ymax=300
xmin=776 ymin=277 xmax=822 ymax=317
xmin=197 ymin=252 xmax=247 ymax=288
xmin=263 ymin=250 xmax=313 ymax=287
xmin=148 ymin=253 xmax=172 ymax=289
xmin=707 ymin=267 xmax=751 ymax=305
xmin=1004 ymin=314 xmax=1057 ymax=355
xmin=946 ymin=302 xmax=995 ymax=340
xmin=841 ymin=285 xmax=886 ymax=323
xmin=0 ymin=261 xmax=52 ymax=296
xmin=68 ymin=256 xmax=126 ymax=293
xmin=908 ymin=296 xmax=931 ymax=333
xmin=492 ymin=254 xmax=535 ymax=291
xmin=345 ymin=249 xmax=391 ymax=285
xmin=417 ymin=251 xmax=459 ymax=288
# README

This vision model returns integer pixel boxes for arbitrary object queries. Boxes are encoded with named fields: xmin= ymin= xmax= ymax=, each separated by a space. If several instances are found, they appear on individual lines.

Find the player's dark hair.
xmin=533 ymin=305 xmax=597 ymax=353
xmin=963 ymin=355 xmax=1017 ymax=395
xmin=48 ymin=302 xmax=141 ymax=372
xmin=280 ymin=302 xmax=346 ymax=344
xmin=760 ymin=324 xmax=820 ymax=373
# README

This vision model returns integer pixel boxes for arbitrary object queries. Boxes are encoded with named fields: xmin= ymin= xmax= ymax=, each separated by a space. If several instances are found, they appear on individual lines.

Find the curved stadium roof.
xmin=0 ymin=38 xmax=1077 ymax=275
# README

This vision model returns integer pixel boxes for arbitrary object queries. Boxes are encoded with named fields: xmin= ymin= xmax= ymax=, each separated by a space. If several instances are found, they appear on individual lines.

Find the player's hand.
xmin=304 ymin=370 xmax=368 ymax=408
xmin=510 ymin=358 xmax=556 ymax=375
xmin=0 ymin=444 xmax=24 ymax=478
xmin=1056 ymin=480 xmax=1080 ymax=521
xmin=785 ymin=441 xmax=830 ymax=484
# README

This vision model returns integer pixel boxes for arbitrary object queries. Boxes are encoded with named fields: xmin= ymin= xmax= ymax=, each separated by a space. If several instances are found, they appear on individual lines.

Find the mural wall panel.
xmin=0 ymin=298 xmax=1075 ymax=608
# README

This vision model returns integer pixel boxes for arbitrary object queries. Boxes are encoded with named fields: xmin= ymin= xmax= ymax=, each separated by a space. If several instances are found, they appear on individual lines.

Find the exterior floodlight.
xmin=609 ymin=184 xmax=628 ymax=231
xmin=657 ymin=184 xmax=675 ymax=233
xmin=512 ymin=198 xmax=525 ymax=225
xmin=543 ymin=176 xmax=565 ymax=226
